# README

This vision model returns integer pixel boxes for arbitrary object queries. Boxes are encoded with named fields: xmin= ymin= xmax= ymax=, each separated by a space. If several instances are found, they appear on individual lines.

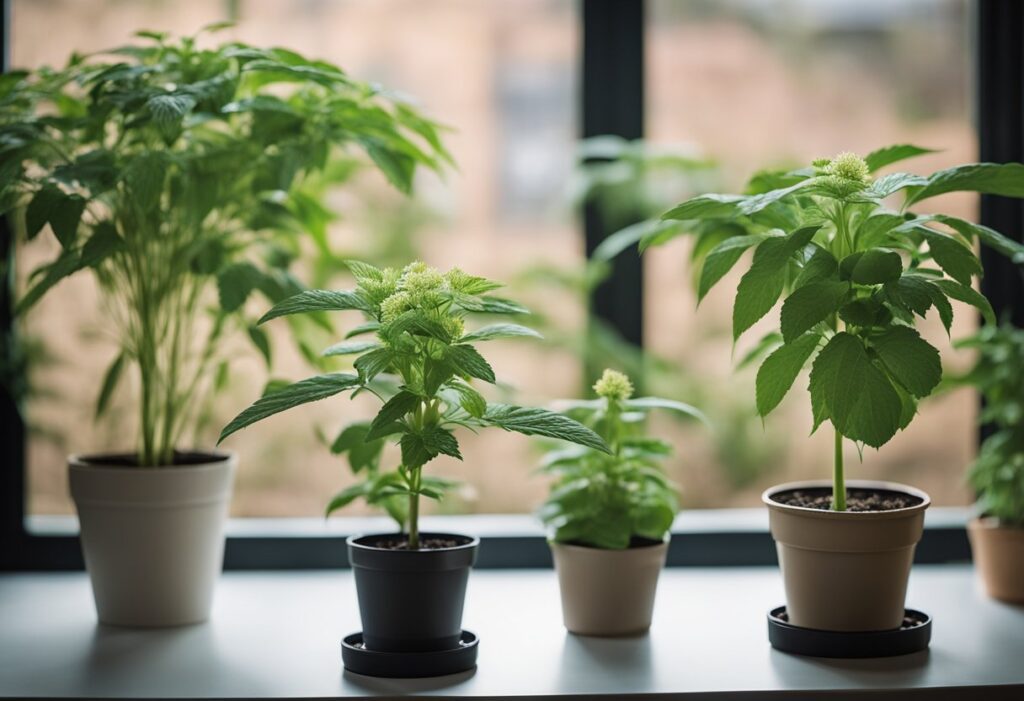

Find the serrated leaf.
xmin=483 ymin=404 xmax=610 ymax=453
xmin=732 ymin=225 xmax=819 ymax=340
xmin=883 ymin=275 xmax=933 ymax=318
xmin=931 ymin=214 xmax=1024 ymax=263
xmin=924 ymin=282 xmax=954 ymax=334
xmin=932 ymin=278 xmax=995 ymax=325
xmin=247 ymin=324 xmax=271 ymax=365
xmin=95 ymin=352 xmax=125 ymax=418
xmin=870 ymin=326 xmax=941 ymax=398
xmin=780 ymin=281 xmax=849 ymax=342
xmin=792 ymin=246 xmax=838 ymax=289
xmin=756 ymin=333 xmax=821 ymax=416
xmin=322 ymin=340 xmax=381 ymax=357
xmin=850 ymin=248 xmax=903 ymax=285
xmin=354 ymin=347 xmax=394 ymax=383
xmin=459 ymin=323 xmax=541 ymax=343
xmin=864 ymin=144 xmax=936 ymax=172
xmin=449 ymin=379 xmax=486 ymax=418
xmin=866 ymin=172 xmax=929 ymax=199
xmin=258 ymin=289 xmax=370 ymax=324
xmin=698 ymin=234 xmax=771 ymax=302
xmin=345 ymin=321 xmax=381 ymax=339
xmin=907 ymin=162 xmax=1024 ymax=205
xmin=918 ymin=227 xmax=981 ymax=285
xmin=809 ymin=332 xmax=902 ymax=447
xmin=219 ymin=373 xmax=361 ymax=443
xmin=367 ymin=390 xmax=421 ymax=441
xmin=446 ymin=344 xmax=495 ymax=383
xmin=661 ymin=193 xmax=744 ymax=222
xmin=857 ymin=212 xmax=907 ymax=249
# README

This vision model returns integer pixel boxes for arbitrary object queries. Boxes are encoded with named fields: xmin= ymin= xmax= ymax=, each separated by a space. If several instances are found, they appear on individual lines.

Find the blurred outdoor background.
xmin=12 ymin=0 xmax=978 ymax=518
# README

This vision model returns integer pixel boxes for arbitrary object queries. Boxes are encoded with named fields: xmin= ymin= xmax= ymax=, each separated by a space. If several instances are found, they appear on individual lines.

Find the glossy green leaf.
xmin=780 ymin=280 xmax=849 ymax=342
xmin=756 ymin=332 xmax=821 ymax=416
xmin=870 ymin=326 xmax=941 ymax=398
xmin=484 ymin=404 xmax=610 ymax=453
xmin=863 ymin=144 xmax=936 ymax=172
xmin=459 ymin=323 xmax=542 ymax=343
xmin=258 ymin=289 xmax=371 ymax=324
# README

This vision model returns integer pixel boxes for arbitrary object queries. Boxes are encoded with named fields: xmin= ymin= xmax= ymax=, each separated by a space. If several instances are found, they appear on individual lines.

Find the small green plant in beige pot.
xmin=219 ymin=261 xmax=609 ymax=669
xmin=956 ymin=323 xmax=1024 ymax=602
xmin=539 ymin=369 xmax=705 ymax=636
xmin=643 ymin=146 xmax=1024 ymax=633
xmin=0 ymin=28 xmax=448 ymax=626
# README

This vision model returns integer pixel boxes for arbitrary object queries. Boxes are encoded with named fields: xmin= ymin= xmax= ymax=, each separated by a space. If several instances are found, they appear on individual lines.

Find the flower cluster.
xmin=820 ymin=151 xmax=871 ymax=196
xmin=593 ymin=369 xmax=634 ymax=402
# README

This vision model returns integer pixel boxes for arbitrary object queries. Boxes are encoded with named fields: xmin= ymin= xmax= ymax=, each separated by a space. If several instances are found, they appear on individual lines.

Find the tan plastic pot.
xmin=550 ymin=539 xmax=668 ymax=636
xmin=968 ymin=518 xmax=1024 ymax=603
xmin=763 ymin=479 xmax=929 ymax=632
xmin=68 ymin=452 xmax=235 ymax=627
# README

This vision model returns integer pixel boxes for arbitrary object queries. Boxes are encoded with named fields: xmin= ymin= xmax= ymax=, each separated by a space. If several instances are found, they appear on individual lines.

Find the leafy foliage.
xmin=645 ymin=147 xmax=1024 ymax=509
xmin=538 ymin=369 xmax=705 ymax=549
xmin=1 ymin=27 xmax=449 ymax=466
xmin=955 ymin=324 xmax=1024 ymax=526
xmin=220 ymin=261 xmax=610 ymax=547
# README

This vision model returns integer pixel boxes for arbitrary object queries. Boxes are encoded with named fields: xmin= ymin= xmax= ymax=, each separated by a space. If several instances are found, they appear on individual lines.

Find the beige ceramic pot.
xmin=763 ymin=479 xmax=930 ymax=632
xmin=968 ymin=517 xmax=1024 ymax=603
xmin=68 ymin=452 xmax=236 ymax=627
xmin=550 ymin=539 xmax=668 ymax=636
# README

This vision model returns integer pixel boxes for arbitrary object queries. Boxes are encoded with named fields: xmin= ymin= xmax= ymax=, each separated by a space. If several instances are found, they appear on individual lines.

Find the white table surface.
xmin=1 ymin=565 xmax=1022 ymax=700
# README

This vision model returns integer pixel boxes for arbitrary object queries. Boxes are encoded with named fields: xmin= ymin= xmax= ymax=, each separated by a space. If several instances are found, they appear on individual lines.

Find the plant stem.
xmin=833 ymin=427 xmax=846 ymax=511
xmin=408 ymin=467 xmax=421 ymax=550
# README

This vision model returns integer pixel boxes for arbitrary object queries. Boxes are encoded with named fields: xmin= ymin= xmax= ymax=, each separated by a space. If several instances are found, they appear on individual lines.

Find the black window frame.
xmin=1 ymin=0 xmax=1017 ymax=571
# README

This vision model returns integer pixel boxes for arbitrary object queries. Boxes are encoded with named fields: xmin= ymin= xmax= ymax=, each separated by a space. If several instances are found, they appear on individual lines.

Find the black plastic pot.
xmin=346 ymin=532 xmax=479 ymax=653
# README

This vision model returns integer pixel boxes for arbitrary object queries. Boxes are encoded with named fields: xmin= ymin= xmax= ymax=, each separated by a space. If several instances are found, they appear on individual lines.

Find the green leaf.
xmin=850 ymin=248 xmax=904 ymax=285
xmin=459 ymin=323 xmax=541 ymax=343
xmin=146 ymin=93 xmax=196 ymax=137
xmin=918 ymin=227 xmax=981 ymax=285
xmin=809 ymin=332 xmax=902 ymax=447
xmin=345 ymin=321 xmax=381 ymax=339
xmin=925 ymin=283 xmax=954 ymax=334
xmin=864 ymin=144 xmax=936 ymax=172
xmin=866 ymin=172 xmax=929 ymax=199
xmin=624 ymin=397 xmax=709 ymax=425
xmin=124 ymin=152 xmax=166 ymax=212
xmin=732 ymin=225 xmax=819 ymax=340
xmin=839 ymin=298 xmax=891 ymax=328
xmin=219 ymin=373 xmax=361 ymax=443
xmin=661 ymin=193 xmax=744 ymax=222
xmin=907 ymin=162 xmax=1024 ymax=205
xmin=322 ymin=340 xmax=381 ymax=357
xmin=593 ymin=219 xmax=680 ymax=261
xmin=883 ymin=275 xmax=934 ymax=318
xmin=738 ymin=178 xmax=817 ymax=215
xmin=16 ymin=248 xmax=82 ymax=314
xmin=932 ymin=279 xmax=996 ymax=325
xmin=446 ymin=344 xmax=496 ymax=383
xmin=354 ymin=348 xmax=395 ymax=383
xmin=448 ymin=379 xmax=486 ymax=418
xmin=931 ymin=215 xmax=1024 ymax=263
xmin=483 ymin=404 xmax=610 ymax=453
xmin=325 ymin=483 xmax=370 ymax=517
xmin=331 ymin=422 xmax=385 ymax=473
xmin=857 ymin=212 xmax=907 ymax=249
xmin=217 ymin=262 xmax=262 ymax=313
xmin=780 ymin=281 xmax=849 ymax=342
xmin=698 ymin=234 xmax=771 ymax=302
xmin=756 ymin=333 xmax=821 ymax=416
xmin=792 ymin=247 xmax=838 ymax=289
xmin=47 ymin=192 xmax=85 ymax=249
xmin=366 ymin=142 xmax=415 ymax=194
xmin=870 ymin=326 xmax=941 ymax=398
xmin=258 ymin=289 xmax=371 ymax=324
xmin=458 ymin=296 xmax=530 ymax=315
xmin=367 ymin=390 xmax=421 ymax=441
xmin=400 ymin=426 xmax=461 ymax=467
xmin=25 ymin=185 xmax=63 ymax=240
xmin=80 ymin=222 xmax=124 ymax=267
xmin=95 ymin=352 xmax=125 ymax=418
xmin=247 ymin=325 xmax=271 ymax=365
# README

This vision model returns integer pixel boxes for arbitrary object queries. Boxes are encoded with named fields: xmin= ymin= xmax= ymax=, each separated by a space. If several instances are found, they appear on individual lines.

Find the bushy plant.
xmin=538 ymin=369 xmax=705 ymax=549
xmin=643 ymin=146 xmax=1024 ymax=510
xmin=957 ymin=323 xmax=1024 ymax=526
xmin=0 ymin=27 xmax=450 ymax=466
xmin=219 ymin=261 xmax=610 ymax=548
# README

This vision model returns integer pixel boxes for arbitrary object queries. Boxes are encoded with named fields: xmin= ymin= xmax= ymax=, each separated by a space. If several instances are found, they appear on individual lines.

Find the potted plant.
xmin=642 ymin=146 xmax=1024 ymax=640
xmin=0 ymin=27 xmax=448 ymax=626
xmin=956 ymin=323 xmax=1024 ymax=602
xmin=219 ymin=260 xmax=610 ymax=674
xmin=539 ymin=368 xmax=705 ymax=636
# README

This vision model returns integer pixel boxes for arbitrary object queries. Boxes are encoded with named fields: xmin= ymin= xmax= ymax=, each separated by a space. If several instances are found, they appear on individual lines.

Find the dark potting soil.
xmin=363 ymin=535 xmax=469 ymax=551
xmin=773 ymin=487 xmax=923 ymax=512
xmin=78 ymin=451 xmax=228 ymax=468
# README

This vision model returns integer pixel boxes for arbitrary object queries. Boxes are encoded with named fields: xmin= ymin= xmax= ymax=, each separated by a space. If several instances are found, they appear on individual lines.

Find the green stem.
xmin=408 ymin=466 xmax=421 ymax=549
xmin=833 ymin=428 xmax=846 ymax=511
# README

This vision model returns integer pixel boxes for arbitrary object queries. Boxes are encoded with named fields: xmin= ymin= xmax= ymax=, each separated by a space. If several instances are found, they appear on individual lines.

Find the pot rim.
xmin=548 ymin=535 xmax=670 ymax=553
xmin=69 ymin=450 xmax=236 ymax=473
xmin=968 ymin=516 xmax=1024 ymax=532
xmin=762 ymin=479 xmax=931 ymax=520
xmin=346 ymin=532 xmax=480 ymax=553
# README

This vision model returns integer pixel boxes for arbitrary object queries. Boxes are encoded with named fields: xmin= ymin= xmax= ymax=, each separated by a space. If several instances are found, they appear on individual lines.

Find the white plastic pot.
xmin=68 ymin=452 xmax=235 ymax=627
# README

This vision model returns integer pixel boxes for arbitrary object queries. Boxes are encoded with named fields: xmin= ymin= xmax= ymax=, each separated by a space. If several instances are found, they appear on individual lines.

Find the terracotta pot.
xmin=763 ymin=480 xmax=930 ymax=632
xmin=550 ymin=539 xmax=668 ymax=636
xmin=968 ymin=517 xmax=1024 ymax=603
xmin=68 ymin=452 xmax=235 ymax=627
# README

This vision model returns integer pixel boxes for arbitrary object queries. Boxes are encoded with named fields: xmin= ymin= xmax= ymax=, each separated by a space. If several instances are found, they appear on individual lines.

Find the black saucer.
xmin=768 ymin=607 xmax=931 ymax=658
xmin=341 ymin=630 xmax=479 ymax=678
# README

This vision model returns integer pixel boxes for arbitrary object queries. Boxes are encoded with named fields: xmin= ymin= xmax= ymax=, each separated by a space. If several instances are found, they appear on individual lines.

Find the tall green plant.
xmin=644 ymin=146 xmax=1024 ymax=510
xmin=956 ymin=323 xmax=1024 ymax=526
xmin=219 ymin=261 xmax=611 ymax=549
xmin=0 ymin=27 xmax=449 ymax=466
